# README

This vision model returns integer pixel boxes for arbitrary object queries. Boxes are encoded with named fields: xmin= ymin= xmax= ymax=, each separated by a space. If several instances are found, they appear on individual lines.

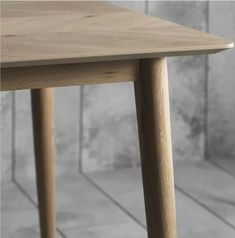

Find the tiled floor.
xmin=1 ymin=161 xmax=235 ymax=238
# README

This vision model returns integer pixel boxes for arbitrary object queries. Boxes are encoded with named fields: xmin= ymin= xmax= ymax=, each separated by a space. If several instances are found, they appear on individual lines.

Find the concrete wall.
xmin=12 ymin=87 xmax=80 ymax=180
xmin=1 ymin=92 xmax=13 ymax=181
xmin=208 ymin=2 xmax=235 ymax=161
xmin=1 ymin=87 xmax=80 ymax=181
xmin=1 ymin=1 xmax=234 ymax=180
xmin=81 ymin=1 xmax=208 ymax=172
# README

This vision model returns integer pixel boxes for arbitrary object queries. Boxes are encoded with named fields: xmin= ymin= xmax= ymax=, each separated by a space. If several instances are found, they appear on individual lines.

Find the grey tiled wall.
xmin=1 ymin=92 xmax=13 ymax=181
xmin=1 ymin=1 xmax=234 ymax=179
xmin=81 ymin=83 xmax=140 ymax=172
xmin=81 ymin=1 xmax=208 ymax=172
xmin=208 ymin=2 xmax=235 ymax=160
xmin=81 ymin=1 xmax=235 ymax=172
xmin=0 ymin=87 xmax=80 ymax=181
xmin=148 ymin=1 xmax=207 ymax=162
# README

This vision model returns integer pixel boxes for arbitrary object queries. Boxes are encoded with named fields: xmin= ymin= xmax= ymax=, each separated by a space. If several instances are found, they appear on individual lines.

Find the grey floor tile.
xmin=87 ymin=168 xmax=146 ymax=225
xmin=1 ymin=181 xmax=64 ymax=238
xmin=212 ymin=158 xmax=235 ymax=178
xmin=3 ymin=162 xmax=235 ymax=238
xmin=17 ymin=174 xmax=139 ymax=231
xmin=89 ymin=165 xmax=235 ymax=238
xmin=57 ymin=175 xmax=134 ymax=230
xmin=64 ymin=223 xmax=146 ymax=238
xmin=175 ymin=190 xmax=234 ymax=238
xmin=1 ymin=182 xmax=40 ymax=238
xmin=174 ymin=161 xmax=235 ymax=227
xmin=0 ymin=91 xmax=13 ymax=182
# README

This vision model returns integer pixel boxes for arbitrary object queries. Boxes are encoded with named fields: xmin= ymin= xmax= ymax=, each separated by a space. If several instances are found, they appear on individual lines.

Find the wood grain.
xmin=31 ymin=88 xmax=56 ymax=238
xmin=1 ymin=1 xmax=233 ymax=68
xmin=1 ymin=60 xmax=138 ymax=91
xmin=134 ymin=58 xmax=176 ymax=238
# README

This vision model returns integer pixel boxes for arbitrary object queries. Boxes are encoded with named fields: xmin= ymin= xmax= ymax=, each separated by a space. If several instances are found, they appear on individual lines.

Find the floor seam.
xmin=12 ymin=179 xmax=67 ymax=238
xmin=175 ymin=184 xmax=235 ymax=231
xmin=80 ymin=171 xmax=147 ymax=230
xmin=78 ymin=86 xmax=84 ymax=174
xmin=11 ymin=91 xmax=16 ymax=182
xmin=208 ymin=160 xmax=235 ymax=179
xmin=61 ymin=221 xmax=141 ymax=232
xmin=13 ymin=180 xmax=37 ymax=207
xmin=204 ymin=0 xmax=210 ymax=162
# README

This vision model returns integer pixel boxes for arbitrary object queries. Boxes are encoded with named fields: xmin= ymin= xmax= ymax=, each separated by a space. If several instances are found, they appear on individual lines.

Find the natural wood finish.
xmin=1 ymin=1 xmax=233 ymax=68
xmin=1 ymin=60 xmax=138 ymax=91
xmin=31 ymin=88 xmax=56 ymax=238
xmin=134 ymin=58 xmax=176 ymax=238
xmin=1 ymin=2 xmax=233 ymax=238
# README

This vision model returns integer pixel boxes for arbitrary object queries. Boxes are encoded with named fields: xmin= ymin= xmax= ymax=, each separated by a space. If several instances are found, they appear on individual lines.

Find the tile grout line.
xmin=12 ymin=182 xmax=67 ymax=238
xmin=10 ymin=91 xmax=67 ymax=238
xmin=78 ymin=86 xmax=84 ymax=174
xmin=204 ymin=0 xmax=210 ymax=161
xmin=11 ymin=91 xmax=16 ymax=182
xmin=81 ymin=170 xmax=235 ymax=232
xmin=13 ymin=180 xmax=37 ymax=207
xmin=80 ymin=171 xmax=147 ymax=230
xmin=145 ymin=0 xmax=149 ymax=15
xmin=208 ymin=160 xmax=235 ymax=179
xmin=175 ymin=184 xmax=235 ymax=231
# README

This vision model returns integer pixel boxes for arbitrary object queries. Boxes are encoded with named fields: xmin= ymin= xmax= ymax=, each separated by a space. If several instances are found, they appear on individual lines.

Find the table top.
xmin=1 ymin=1 xmax=234 ymax=68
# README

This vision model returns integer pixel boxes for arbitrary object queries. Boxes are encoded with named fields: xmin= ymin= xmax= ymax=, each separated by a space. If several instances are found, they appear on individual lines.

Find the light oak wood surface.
xmin=1 ymin=1 xmax=233 ymax=69
xmin=1 ymin=60 xmax=138 ymax=91
xmin=31 ymin=88 xmax=56 ymax=238
xmin=1 ymin=3 xmax=233 ymax=238
xmin=135 ymin=58 xmax=176 ymax=238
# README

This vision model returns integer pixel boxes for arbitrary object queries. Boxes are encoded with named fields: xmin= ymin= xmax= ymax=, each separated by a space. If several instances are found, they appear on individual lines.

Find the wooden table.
xmin=1 ymin=2 xmax=233 ymax=238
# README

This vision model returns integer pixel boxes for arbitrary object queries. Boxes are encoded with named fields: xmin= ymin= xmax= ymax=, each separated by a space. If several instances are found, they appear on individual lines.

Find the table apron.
xmin=1 ymin=60 xmax=139 ymax=91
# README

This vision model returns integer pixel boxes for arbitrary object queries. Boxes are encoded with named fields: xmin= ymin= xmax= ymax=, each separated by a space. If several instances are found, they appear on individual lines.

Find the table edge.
xmin=1 ymin=42 xmax=234 ymax=69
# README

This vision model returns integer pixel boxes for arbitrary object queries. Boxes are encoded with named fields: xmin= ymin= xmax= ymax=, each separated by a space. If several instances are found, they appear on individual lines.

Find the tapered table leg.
xmin=31 ymin=88 xmax=56 ymax=238
xmin=134 ymin=58 xmax=177 ymax=238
